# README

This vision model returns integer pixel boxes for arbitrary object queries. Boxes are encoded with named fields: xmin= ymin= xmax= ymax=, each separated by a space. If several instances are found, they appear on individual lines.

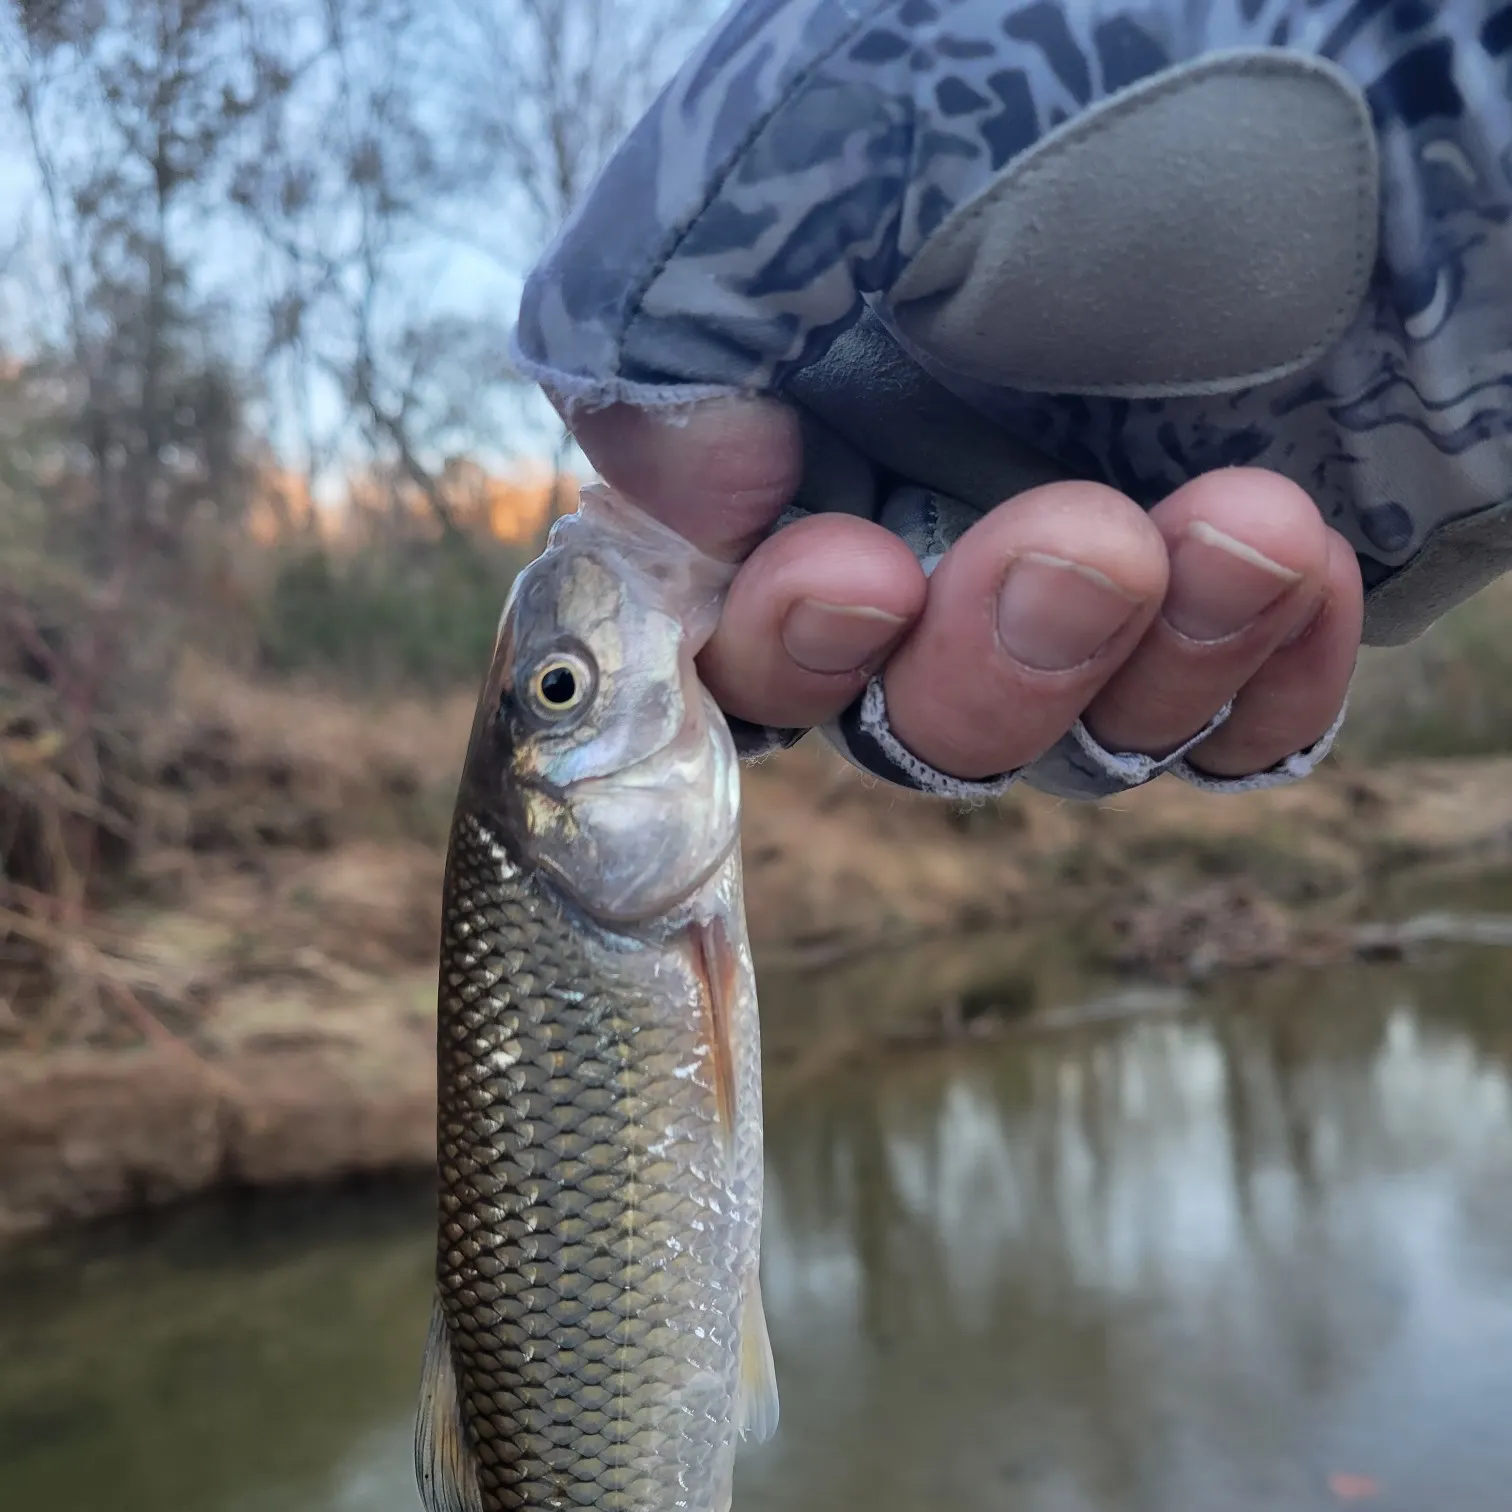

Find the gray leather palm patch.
xmin=887 ymin=50 xmax=1380 ymax=399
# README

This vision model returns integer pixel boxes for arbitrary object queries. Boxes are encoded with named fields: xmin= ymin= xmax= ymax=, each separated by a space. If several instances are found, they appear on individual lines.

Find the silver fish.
xmin=415 ymin=484 xmax=777 ymax=1512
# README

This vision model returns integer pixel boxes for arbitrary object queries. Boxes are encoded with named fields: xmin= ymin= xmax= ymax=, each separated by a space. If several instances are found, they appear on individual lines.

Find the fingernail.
xmin=995 ymin=554 xmax=1143 ymax=671
xmin=1163 ymin=522 xmax=1302 ymax=643
xmin=782 ymin=599 xmax=908 ymax=675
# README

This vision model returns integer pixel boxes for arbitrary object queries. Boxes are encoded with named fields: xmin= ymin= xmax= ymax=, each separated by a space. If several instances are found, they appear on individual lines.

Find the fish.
xmin=415 ymin=483 xmax=778 ymax=1512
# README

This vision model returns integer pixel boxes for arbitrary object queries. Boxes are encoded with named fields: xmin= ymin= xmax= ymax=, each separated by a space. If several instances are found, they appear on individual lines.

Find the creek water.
xmin=4 ymin=899 xmax=1512 ymax=1512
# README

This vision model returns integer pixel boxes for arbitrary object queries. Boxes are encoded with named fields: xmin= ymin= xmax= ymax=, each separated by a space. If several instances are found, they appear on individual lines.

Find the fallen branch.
xmin=1351 ymin=911 xmax=1512 ymax=957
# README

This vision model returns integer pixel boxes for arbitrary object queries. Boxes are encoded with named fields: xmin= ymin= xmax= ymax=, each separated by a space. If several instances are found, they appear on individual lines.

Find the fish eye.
xmin=527 ymin=650 xmax=595 ymax=720
xmin=540 ymin=666 xmax=578 ymax=704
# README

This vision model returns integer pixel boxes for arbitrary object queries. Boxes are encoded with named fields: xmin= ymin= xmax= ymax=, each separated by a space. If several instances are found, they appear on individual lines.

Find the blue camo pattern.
xmin=512 ymin=0 xmax=1512 ymax=796
xmin=517 ymin=0 xmax=1512 ymax=583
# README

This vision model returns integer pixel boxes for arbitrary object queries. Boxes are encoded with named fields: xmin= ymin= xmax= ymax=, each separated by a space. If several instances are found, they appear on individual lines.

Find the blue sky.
xmin=0 ymin=5 xmax=639 ymax=499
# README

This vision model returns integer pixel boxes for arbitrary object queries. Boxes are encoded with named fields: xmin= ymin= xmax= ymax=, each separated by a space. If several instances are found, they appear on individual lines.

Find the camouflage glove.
xmin=514 ymin=0 xmax=1509 ymax=801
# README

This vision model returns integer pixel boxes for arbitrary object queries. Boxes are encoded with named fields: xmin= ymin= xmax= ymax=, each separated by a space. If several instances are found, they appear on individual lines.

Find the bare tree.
xmin=438 ymin=0 xmax=718 ymax=518
xmin=440 ymin=0 xmax=716 ymax=267
xmin=224 ymin=0 xmax=517 ymax=535
xmin=2 ymin=0 xmax=305 ymax=571
xmin=236 ymin=0 xmax=716 ymax=535
xmin=4 ymin=0 xmax=717 ymax=546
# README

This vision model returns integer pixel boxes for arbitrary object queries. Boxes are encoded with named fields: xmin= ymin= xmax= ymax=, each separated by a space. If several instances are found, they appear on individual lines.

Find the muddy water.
xmin=4 ymin=930 xmax=1512 ymax=1512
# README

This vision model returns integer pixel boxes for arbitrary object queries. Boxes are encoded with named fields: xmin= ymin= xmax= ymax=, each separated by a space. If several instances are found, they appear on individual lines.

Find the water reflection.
xmin=750 ymin=964 xmax=1512 ymax=1512
xmin=0 ymin=1187 xmax=436 ymax=1512
xmin=3 ymin=953 xmax=1512 ymax=1511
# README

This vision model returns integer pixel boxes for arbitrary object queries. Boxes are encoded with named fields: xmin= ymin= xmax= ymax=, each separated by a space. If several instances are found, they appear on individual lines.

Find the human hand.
xmin=568 ymin=397 xmax=1362 ymax=789
xmin=509 ymin=0 xmax=1470 ymax=797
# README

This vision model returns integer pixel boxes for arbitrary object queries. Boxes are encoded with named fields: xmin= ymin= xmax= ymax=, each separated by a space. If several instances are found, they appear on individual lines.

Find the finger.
xmin=1082 ymin=468 xmax=1332 ymax=756
xmin=1185 ymin=528 xmax=1363 ymax=777
xmin=563 ymin=395 xmax=802 ymax=560
xmin=880 ymin=483 xmax=1169 ymax=780
xmin=699 ymin=513 xmax=926 ymax=730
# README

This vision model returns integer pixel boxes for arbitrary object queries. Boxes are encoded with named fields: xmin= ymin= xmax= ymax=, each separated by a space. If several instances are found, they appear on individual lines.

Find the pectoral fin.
xmin=414 ymin=1294 xmax=483 ymax=1512
xmin=736 ymin=1276 xmax=780 ymax=1443
xmin=689 ymin=917 xmax=741 ymax=1147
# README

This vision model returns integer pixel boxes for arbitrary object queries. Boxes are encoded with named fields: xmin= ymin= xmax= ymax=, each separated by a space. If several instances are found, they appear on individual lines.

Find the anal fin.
xmin=414 ymin=1294 xmax=484 ymax=1512
xmin=735 ymin=1276 xmax=780 ymax=1444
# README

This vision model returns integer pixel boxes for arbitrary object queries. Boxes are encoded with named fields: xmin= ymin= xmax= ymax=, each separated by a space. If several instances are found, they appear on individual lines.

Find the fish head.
xmin=459 ymin=485 xmax=741 ymax=925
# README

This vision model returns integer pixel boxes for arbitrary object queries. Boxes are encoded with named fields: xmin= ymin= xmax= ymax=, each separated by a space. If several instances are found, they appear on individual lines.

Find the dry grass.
xmin=167 ymin=654 xmax=476 ymax=839
xmin=0 ymin=459 xmax=505 ymax=1051
xmin=0 ymin=632 xmax=476 ymax=1050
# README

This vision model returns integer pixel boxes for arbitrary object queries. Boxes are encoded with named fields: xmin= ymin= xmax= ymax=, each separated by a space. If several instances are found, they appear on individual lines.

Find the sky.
xmin=0 ymin=2 xmax=719 ymax=502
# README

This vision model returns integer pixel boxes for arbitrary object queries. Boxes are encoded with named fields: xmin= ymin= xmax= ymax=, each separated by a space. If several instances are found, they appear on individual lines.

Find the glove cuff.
xmin=729 ymin=678 xmax=1346 ymax=803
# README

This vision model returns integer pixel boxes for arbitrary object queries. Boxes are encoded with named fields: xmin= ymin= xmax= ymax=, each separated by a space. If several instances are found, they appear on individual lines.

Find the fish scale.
xmin=436 ymin=811 xmax=746 ymax=1512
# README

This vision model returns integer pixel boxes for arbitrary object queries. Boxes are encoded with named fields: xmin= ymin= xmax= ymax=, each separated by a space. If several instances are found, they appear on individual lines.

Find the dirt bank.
xmin=7 ymin=668 xmax=1512 ymax=1241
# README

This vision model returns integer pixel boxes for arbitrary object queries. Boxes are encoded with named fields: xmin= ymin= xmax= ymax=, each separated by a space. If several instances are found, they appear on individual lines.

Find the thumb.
xmin=562 ymin=396 xmax=801 ymax=562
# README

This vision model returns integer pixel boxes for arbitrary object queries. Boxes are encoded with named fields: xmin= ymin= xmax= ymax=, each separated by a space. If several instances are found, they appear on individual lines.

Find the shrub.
xmin=257 ymin=530 xmax=528 ymax=688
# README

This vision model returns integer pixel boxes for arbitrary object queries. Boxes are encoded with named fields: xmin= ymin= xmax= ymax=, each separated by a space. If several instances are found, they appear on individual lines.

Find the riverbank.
xmin=7 ymin=667 xmax=1512 ymax=1240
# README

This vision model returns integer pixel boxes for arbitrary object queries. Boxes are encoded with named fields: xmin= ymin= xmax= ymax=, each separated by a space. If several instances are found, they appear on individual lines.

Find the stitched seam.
xmin=1067 ymin=702 xmax=1232 ymax=785
xmin=912 ymin=51 xmax=1365 ymax=269
xmin=854 ymin=676 xmax=1025 ymax=797
xmin=511 ymin=346 xmax=741 ymax=412
xmin=896 ymin=50 xmax=1378 ymax=393
xmin=613 ymin=0 xmax=896 ymax=378
xmin=1169 ymin=694 xmax=1348 ymax=793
